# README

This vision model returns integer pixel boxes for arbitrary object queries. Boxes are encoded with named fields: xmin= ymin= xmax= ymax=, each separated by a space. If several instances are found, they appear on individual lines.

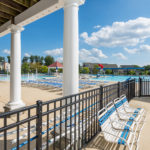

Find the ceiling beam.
xmin=0 ymin=17 xmax=8 ymax=23
xmin=12 ymin=0 xmax=40 ymax=8
xmin=0 ymin=11 xmax=13 ymax=20
xmin=29 ymin=0 xmax=40 ymax=6
xmin=12 ymin=0 xmax=30 ymax=7
xmin=0 ymin=3 xmax=18 ymax=16
xmin=0 ymin=0 xmax=26 ymax=12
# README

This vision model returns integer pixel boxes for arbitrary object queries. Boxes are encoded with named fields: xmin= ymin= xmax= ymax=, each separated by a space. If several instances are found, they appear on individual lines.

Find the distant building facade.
xmin=83 ymin=62 xmax=118 ymax=74
xmin=0 ymin=62 xmax=10 ymax=73
xmin=119 ymin=65 xmax=137 ymax=74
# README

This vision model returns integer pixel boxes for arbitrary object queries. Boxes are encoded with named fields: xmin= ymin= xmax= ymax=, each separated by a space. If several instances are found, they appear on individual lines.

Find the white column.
xmin=63 ymin=0 xmax=85 ymax=96
xmin=5 ymin=24 xmax=25 ymax=111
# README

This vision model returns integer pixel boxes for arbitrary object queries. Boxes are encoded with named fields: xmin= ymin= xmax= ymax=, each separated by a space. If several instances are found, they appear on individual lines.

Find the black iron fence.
xmin=139 ymin=78 xmax=150 ymax=97
xmin=0 ymin=79 xmax=136 ymax=150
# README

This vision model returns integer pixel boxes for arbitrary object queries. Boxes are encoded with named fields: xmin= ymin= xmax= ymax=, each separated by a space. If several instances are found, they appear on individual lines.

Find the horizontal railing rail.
xmin=0 ymin=79 xmax=137 ymax=150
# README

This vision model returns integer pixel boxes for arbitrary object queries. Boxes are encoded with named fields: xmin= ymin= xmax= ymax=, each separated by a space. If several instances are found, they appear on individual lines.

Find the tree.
xmin=144 ymin=70 xmax=149 ymax=75
xmin=82 ymin=67 xmax=90 ymax=74
xmin=30 ymin=55 xmax=34 ymax=63
xmin=34 ymin=55 xmax=40 ymax=63
xmin=79 ymin=65 xmax=83 ymax=74
xmin=22 ymin=57 xmax=29 ymax=63
xmin=129 ymin=70 xmax=136 ymax=75
xmin=0 ymin=56 xmax=5 ymax=62
xmin=58 ymin=68 xmax=63 ymax=73
xmin=93 ymin=64 xmax=99 ymax=74
xmin=144 ymin=65 xmax=150 ymax=71
xmin=22 ymin=63 xmax=30 ymax=73
xmin=7 ymin=56 xmax=10 ymax=63
xmin=50 ymin=68 xmax=56 ymax=73
xmin=41 ymin=66 xmax=48 ymax=73
xmin=44 ymin=56 xmax=54 ymax=66
xmin=40 ymin=56 xmax=44 ymax=65
xmin=105 ymin=69 xmax=112 ymax=75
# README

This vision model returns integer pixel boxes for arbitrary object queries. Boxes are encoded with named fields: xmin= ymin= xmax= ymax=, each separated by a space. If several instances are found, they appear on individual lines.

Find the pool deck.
xmin=83 ymin=97 xmax=150 ymax=150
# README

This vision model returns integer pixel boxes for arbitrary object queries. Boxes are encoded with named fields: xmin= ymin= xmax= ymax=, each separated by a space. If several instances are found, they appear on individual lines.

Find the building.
xmin=119 ymin=65 xmax=138 ymax=74
xmin=82 ymin=62 xmax=118 ymax=74
xmin=0 ymin=62 xmax=10 ymax=73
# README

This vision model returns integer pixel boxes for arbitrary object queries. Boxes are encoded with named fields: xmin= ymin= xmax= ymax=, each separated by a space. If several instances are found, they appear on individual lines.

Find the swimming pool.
xmin=90 ymin=75 xmax=150 ymax=82
xmin=0 ymin=74 xmax=54 ymax=81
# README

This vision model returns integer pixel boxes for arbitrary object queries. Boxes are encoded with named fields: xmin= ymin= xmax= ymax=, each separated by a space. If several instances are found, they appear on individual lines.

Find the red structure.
xmin=48 ymin=61 xmax=63 ymax=69
xmin=98 ymin=64 xmax=104 ymax=69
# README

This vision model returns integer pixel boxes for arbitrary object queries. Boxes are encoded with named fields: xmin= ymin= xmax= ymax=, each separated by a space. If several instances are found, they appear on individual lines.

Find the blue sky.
xmin=1 ymin=0 xmax=150 ymax=66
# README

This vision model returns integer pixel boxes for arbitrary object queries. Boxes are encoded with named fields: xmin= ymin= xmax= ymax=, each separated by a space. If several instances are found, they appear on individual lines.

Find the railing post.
xmin=118 ymin=82 xmax=120 ymax=97
xmin=36 ymin=100 xmax=42 ymax=150
xmin=139 ymin=78 xmax=142 ymax=97
xmin=134 ymin=79 xmax=136 ymax=97
xmin=128 ymin=80 xmax=130 ymax=100
xmin=100 ymin=86 xmax=103 ymax=108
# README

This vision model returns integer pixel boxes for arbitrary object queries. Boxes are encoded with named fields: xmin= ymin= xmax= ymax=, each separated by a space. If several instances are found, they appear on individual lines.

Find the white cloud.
xmin=44 ymin=48 xmax=63 ymax=56
xmin=124 ymin=47 xmax=138 ymax=54
xmin=80 ymin=48 xmax=107 ymax=63
xmin=3 ymin=49 xmax=10 ymax=55
xmin=124 ymin=44 xmax=150 ymax=54
xmin=44 ymin=48 xmax=63 ymax=62
xmin=81 ymin=17 xmax=150 ymax=47
xmin=94 ymin=25 xmax=101 ymax=29
xmin=44 ymin=48 xmax=107 ymax=63
xmin=140 ymin=44 xmax=150 ymax=52
xmin=92 ymin=48 xmax=108 ymax=58
xmin=112 ymin=53 xmax=127 ymax=60
xmin=80 ymin=32 xmax=88 ymax=39
xmin=24 ymin=53 xmax=30 ymax=57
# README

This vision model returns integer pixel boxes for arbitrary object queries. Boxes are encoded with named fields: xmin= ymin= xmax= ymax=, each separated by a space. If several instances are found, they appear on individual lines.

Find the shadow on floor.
xmin=83 ymin=133 xmax=126 ymax=150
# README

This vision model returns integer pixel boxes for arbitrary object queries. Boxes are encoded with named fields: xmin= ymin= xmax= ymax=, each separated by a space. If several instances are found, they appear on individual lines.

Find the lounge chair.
xmin=113 ymin=97 xmax=146 ymax=123
xmin=98 ymin=107 xmax=138 ymax=150
xmin=119 ymin=95 xmax=146 ymax=117
xmin=105 ymin=101 xmax=139 ymax=132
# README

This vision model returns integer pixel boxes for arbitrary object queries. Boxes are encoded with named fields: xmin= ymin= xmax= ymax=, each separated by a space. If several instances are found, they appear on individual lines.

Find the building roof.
xmin=83 ymin=62 xmax=118 ymax=68
xmin=120 ymin=65 xmax=137 ymax=68
xmin=48 ymin=61 xmax=63 ymax=68
xmin=101 ymin=63 xmax=118 ymax=68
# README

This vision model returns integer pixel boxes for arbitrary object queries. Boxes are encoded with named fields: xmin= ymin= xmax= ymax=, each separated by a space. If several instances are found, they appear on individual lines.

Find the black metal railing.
xmin=0 ymin=79 xmax=136 ymax=150
xmin=139 ymin=78 xmax=150 ymax=96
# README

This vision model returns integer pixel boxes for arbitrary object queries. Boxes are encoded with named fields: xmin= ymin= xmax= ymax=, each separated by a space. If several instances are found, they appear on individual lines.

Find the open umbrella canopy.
xmin=48 ymin=61 xmax=63 ymax=69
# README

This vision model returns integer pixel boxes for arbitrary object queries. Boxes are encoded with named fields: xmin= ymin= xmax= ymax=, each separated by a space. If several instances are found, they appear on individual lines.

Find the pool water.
xmin=0 ymin=74 xmax=54 ymax=81
xmin=90 ymin=75 xmax=150 ymax=82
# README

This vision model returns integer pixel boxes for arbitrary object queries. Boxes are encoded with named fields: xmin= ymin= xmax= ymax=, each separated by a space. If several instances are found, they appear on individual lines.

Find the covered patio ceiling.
xmin=0 ymin=0 xmax=40 ymax=26
xmin=0 ymin=0 xmax=64 ymax=37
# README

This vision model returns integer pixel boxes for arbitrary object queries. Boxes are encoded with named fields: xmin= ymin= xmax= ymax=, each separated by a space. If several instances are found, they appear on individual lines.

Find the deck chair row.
xmin=98 ymin=95 xmax=146 ymax=150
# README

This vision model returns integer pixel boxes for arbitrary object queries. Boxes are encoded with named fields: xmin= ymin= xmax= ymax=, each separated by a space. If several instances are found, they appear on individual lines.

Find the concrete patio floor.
xmin=83 ymin=97 xmax=150 ymax=150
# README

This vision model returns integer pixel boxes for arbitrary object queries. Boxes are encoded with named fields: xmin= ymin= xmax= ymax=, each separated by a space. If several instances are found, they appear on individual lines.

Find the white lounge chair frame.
xmin=119 ymin=94 xmax=146 ymax=117
xmin=98 ymin=108 xmax=138 ymax=150
xmin=105 ymin=101 xmax=139 ymax=133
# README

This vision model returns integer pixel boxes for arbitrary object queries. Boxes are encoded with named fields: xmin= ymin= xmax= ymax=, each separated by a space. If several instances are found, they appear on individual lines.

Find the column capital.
xmin=63 ymin=0 xmax=85 ymax=7
xmin=9 ymin=24 xmax=24 ymax=33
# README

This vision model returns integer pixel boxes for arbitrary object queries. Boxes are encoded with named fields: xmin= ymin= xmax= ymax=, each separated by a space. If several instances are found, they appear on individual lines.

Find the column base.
xmin=4 ymin=100 xmax=26 ymax=112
